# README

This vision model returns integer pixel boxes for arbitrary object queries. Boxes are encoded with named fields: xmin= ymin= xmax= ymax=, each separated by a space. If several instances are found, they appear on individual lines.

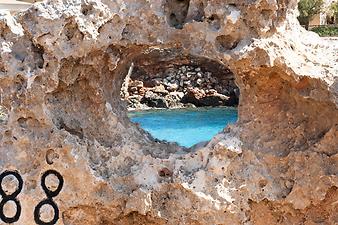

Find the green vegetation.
xmin=298 ymin=0 xmax=324 ymax=29
xmin=330 ymin=2 xmax=338 ymax=17
xmin=311 ymin=25 xmax=338 ymax=36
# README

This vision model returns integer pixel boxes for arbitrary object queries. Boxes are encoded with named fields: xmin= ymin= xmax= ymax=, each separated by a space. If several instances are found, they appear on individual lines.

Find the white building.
xmin=309 ymin=0 xmax=337 ymax=27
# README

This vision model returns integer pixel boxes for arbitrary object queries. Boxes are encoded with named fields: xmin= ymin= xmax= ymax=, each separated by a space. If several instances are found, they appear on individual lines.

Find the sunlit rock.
xmin=0 ymin=0 xmax=337 ymax=224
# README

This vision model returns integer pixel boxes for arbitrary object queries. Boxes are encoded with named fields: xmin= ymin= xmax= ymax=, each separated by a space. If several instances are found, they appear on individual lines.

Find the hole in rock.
xmin=44 ymin=47 xmax=239 ymax=158
xmin=215 ymin=35 xmax=240 ymax=52
xmin=207 ymin=14 xmax=221 ymax=31
xmin=120 ymin=52 xmax=239 ymax=148
xmin=81 ymin=4 xmax=94 ymax=16
xmin=165 ymin=0 xmax=190 ymax=29
xmin=191 ymin=1 xmax=205 ymax=22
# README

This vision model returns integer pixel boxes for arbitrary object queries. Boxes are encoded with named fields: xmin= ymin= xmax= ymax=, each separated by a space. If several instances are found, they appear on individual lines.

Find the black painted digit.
xmin=41 ymin=170 xmax=64 ymax=198
xmin=34 ymin=199 xmax=59 ymax=225
xmin=0 ymin=170 xmax=23 ymax=223
xmin=34 ymin=170 xmax=63 ymax=225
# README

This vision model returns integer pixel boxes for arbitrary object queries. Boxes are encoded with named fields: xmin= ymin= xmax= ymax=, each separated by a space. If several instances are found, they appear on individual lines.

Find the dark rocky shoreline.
xmin=121 ymin=65 xmax=239 ymax=110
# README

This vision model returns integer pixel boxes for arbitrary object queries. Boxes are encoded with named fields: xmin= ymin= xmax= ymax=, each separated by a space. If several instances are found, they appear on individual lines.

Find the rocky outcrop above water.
xmin=0 ymin=0 xmax=337 ymax=225
xmin=122 ymin=65 xmax=239 ymax=109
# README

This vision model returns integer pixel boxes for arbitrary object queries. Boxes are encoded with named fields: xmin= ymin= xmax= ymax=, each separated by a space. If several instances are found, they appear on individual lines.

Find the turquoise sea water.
xmin=128 ymin=107 xmax=238 ymax=147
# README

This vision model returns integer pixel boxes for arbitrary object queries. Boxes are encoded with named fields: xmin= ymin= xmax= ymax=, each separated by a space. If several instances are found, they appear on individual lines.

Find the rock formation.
xmin=121 ymin=64 xmax=239 ymax=110
xmin=0 ymin=0 xmax=337 ymax=224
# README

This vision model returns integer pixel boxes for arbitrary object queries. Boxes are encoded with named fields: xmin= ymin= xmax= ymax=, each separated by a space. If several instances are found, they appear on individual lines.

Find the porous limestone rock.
xmin=0 ymin=0 xmax=337 ymax=224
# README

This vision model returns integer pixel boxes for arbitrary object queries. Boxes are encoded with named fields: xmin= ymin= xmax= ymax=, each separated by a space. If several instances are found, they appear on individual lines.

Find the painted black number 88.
xmin=0 ymin=171 xmax=23 ymax=223
xmin=0 ymin=170 xmax=63 ymax=225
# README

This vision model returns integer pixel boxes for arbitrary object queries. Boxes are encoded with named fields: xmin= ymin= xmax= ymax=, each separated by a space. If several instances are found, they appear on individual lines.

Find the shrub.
xmin=330 ymin=2 xmax=338 ymax=18
xmin=311 ymin=25 xmax=338 ymax=36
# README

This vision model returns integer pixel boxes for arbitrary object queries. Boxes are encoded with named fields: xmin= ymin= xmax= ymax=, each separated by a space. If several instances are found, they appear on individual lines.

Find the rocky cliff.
xmin=121 ymin=64 xmax=239 ymax=110
xmin=0 ymin=0 xmax=337 ymax=224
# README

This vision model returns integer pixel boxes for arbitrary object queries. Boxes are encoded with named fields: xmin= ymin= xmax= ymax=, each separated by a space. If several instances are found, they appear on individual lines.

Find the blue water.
xmin=128 ymin=107 xmax=238 ymax=147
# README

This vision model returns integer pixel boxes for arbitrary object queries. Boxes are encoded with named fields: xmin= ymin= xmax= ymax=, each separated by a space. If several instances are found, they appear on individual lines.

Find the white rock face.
xmin=0 ymin=0 xmax=337 ymax=224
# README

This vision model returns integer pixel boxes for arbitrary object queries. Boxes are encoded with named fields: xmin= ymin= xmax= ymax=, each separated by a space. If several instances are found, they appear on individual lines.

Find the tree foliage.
xmin=297 ymin=0 xmax=324 ymax=28
xmin=329 ymin=2 xmax=338 ymax=17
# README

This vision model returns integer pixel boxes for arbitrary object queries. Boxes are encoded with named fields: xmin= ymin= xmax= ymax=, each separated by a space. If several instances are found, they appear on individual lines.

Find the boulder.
xmin=130 ymin=80 xmax=143 ymax=88
xmin=143 ymin=79 xmax=160 ymax=87
xmin=200 ymin=93 xmax=230 ymax=106
xmin=186 ymin=72 xmax=195 ymax=78
xmin=181 ymin=87 xmax=234 ymax=107
xmin=181 ymin=88 xmax=205 ymax=106
xmin=166 ymin=82 xmax=179 ymax=91
xmin=151 ymin=84 xmax=169 ymax=95
xmin=179 ymin=80 xmax=184 ymax=87
xmin=129 ymin=86 xmax=138 ymax=94
xmin=165 ymin=93 xmax=185 ymax=108
xmin=174 ymin=91 xmax=184 ymax=99
xmin=141 ymin=91 xmax=168 ymax=108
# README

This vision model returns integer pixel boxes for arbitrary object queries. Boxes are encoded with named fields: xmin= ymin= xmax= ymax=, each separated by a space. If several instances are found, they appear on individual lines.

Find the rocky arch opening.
xmin=44 ymin=46 xmax=239 ymax=160
xmin=119 ymin=47 xmax=239 ymax=148
xmin=121 ymin=51 xmax=239 ymax=110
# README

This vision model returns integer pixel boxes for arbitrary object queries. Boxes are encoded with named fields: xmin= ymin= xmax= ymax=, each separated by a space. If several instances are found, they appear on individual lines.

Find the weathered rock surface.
xmin=0 ymin=0 xmax=337 ymax=225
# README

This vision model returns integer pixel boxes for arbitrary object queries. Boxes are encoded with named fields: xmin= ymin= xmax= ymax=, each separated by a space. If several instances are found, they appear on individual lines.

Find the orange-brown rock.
xmin=0 ymin=0 xmax=337 ymax=224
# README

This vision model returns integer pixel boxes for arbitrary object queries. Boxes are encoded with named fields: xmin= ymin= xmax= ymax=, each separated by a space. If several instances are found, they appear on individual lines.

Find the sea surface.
xmin=128 ymin=107 xmax=238 ymax=147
